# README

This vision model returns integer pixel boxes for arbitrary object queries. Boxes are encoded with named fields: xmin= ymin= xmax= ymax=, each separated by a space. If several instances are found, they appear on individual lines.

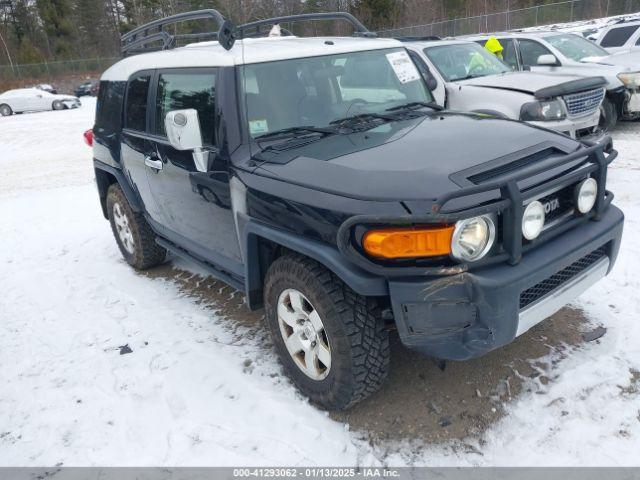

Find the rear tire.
xmin=264 ymin=253 xmax=390 ymax=410
xmin=106 ymin=184 xmax=166 ymax=270
xmin=52 ymin=100 xmax=65 ymax=111
xmin=599 ymin=97 xmax=617 ymax=131
xmin=0 ymin=104 xmax=12 ymax=116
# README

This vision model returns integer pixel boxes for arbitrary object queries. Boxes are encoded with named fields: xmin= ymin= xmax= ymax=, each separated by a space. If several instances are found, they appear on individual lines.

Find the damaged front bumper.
xmin=387 ymin=205 xmax=623 ymax=360
xmin=528 ymin=109 xmax=601 ymax=141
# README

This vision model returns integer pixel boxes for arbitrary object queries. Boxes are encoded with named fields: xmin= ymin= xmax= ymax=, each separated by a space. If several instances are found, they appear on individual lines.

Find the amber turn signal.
xmin=363 ymin=226 xmax=454 ymax=259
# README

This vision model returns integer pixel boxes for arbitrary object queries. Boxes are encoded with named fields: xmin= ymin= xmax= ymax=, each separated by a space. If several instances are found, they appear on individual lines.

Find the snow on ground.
xmin=1 ymin=100 xmax=639 ymax=466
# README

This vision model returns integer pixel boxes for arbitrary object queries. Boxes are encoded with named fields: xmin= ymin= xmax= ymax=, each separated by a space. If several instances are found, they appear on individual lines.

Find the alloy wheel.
xmin=112 ymin=202 xmax=135 ymax=254
xmin=277 ymin=288 xmax=331 ymax=380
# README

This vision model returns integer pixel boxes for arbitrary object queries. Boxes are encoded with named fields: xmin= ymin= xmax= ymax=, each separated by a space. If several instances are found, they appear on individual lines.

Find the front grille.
xmin=563 ymin=88 xmax=605 ymax=118
xmin=519 ymin=246 xmax=607 ymax=309
xmin=537 ymin=182 xmax=576 ymax=225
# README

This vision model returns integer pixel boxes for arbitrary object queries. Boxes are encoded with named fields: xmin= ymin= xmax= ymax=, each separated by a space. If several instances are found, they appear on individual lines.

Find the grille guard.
xmin=336 ymin=137 xmax=617 ymax=277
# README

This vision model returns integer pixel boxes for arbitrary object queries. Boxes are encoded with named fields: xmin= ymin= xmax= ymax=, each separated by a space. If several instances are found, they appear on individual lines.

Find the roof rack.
xmin=121 ymin=9 xmax=235 ymax=56
xmin=120 ymin=10 xmax=374 ymax=57
xmin=237 ymin=12 xmax=376 ymax=39
xmin=394 ymin=35 xmax=441 ymax=42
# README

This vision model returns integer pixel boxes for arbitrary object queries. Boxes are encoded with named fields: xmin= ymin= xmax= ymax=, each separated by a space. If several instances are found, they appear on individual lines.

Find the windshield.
xmin=424 ymin=43 xmax=511 ymax=82
xmin=240 ymin=48 xmax=432 ymax=138
xmin=544 ymin=33 xmax=609 ymax=61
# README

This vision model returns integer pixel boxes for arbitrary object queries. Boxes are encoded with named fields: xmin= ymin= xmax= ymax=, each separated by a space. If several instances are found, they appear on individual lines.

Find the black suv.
xmin=90 ymin=10 xmax=624 ymax=410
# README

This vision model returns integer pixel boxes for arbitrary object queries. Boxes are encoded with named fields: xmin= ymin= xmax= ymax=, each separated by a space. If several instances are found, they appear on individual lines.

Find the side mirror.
xmin=165 ymin=109 xmax=208 ymax=172
xmin=426 ymin=75 xmax=438 ymax=91
xmin=537 ymin=54 xmax=559 ymax=66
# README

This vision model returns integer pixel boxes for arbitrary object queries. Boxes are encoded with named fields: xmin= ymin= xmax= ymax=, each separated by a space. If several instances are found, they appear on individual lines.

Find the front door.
xmin=120 ymin=72 xmax=162 ymax=221
xmin=145 ymin=68 xmax=243 ymax=274
xmin=518 ymin=39 xmax=558 ymax=72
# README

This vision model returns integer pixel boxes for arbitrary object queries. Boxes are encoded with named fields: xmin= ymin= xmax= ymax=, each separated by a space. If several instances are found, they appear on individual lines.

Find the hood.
xmin=252 ymin=113 xmax=583 ymax=204
xmin=457 ymin=71 xmax=606 ymax=98
xmin=582 ymin=51 xmax=640 ymax=70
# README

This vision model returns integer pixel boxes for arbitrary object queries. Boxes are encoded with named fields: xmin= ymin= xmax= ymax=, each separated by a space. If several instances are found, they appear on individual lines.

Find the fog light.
xmin=522 ymin=201 xmax=545 ymax=240
xmin=451 ymin=215 xmax=496 ymax=262
xmin=576 ymin=178 xmax=597 ymax=214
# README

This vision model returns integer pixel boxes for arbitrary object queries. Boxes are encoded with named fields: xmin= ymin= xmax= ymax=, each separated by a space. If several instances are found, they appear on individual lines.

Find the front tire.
xmin=52 ymin=100 xmax=65 ymax=111
xmin=106 ymin=184 xmax=166 ymax=269
xmin=264 ymin=254 xmax=390 ymax=410
xmin=0 ymin=104 xmax=12 ymax=116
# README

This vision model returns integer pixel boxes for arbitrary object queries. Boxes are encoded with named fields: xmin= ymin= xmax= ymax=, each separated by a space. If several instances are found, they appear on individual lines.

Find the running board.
xmin=155 ymin=237 xmax=245 ymax=292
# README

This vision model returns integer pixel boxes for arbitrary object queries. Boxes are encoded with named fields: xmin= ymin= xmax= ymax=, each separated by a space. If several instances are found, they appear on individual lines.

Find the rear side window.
xmin=519 ymin=39 xmax=553 ymax=66
xmin=155 ymin=71 xmax=217 ymax=146
xmin=600 ymin=25 xmax=639 ymax=47
xmin=95 ymin=81 xmax=124 ymax=131
xmin=125 ymin=75 xmax=150 ymax=131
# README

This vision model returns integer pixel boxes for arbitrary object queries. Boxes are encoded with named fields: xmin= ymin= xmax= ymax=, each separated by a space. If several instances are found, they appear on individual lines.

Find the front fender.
xmin=242 ymin=220 xmax=388 ymax=309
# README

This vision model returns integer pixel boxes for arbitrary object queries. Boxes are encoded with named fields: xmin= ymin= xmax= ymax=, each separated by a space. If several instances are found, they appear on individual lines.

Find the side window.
xmin=125 ymin=75 xmax=150 ymax=131
xmin=600 ymin=25 xmax=639 ymax=47
xmin=500 ymin=39 xmax=519 ymax=69
xmin=519 ymin=39 xmax=553 ymax=66
xmin=407 ymin=50 xmax=431 ymax=80
xmin=96 ymin=81 xmax=125 ymax=132
xmin=155 ymin=71 xmax=216 ymax=146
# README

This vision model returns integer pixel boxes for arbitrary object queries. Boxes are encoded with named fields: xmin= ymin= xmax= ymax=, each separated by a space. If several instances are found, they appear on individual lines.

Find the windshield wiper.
xmin=255 ymin=125 xmax=336 ymax=141
xmin=385 ymin=101 xmax=443 ymax=112
xmin=329 ymin=112 xmax=397 ymax=129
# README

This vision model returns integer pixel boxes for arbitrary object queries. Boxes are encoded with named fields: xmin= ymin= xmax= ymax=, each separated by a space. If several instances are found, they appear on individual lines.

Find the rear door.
xmin=120 ymin=72 xmax=163 ymax=221
xmin=145 ymin=68 xmax=243 ymax=271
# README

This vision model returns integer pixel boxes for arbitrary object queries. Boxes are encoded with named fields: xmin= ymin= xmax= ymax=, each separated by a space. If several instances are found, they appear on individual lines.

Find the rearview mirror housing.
xmin=165 ymin=109 xmax=208 ymax=172
xmin=537 ymin=54 xmax=560 ymax=66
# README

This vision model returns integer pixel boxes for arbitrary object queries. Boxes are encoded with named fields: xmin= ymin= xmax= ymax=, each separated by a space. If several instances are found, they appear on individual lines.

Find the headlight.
xmin=617 ymin=72 xmax=640 ymax=89
xmin=522 ymin=201 xmax=545 ymax=240
xmin=451 ymin=215 xmax=496 ymax=262
xmin=575 ymin=177 xmax=598 ymax=214
xmin=520 ymin=99 xmax=566 ymax=121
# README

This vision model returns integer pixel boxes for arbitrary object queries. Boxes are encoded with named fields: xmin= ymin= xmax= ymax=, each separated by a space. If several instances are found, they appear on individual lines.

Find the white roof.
xmin=404 ymin=39 xmax=476 ymax=48
xmin=101 ymin=36 xmax=403 ymax=81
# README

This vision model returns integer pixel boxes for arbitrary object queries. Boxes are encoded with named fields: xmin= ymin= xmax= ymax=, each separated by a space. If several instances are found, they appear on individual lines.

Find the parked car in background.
xmin=466 ymin=32 xmax=640 ymax=128
xmin=74 ymin=81 xmax=99 ymax=97
xmin=594 ymin=20 xmax=640 ymax=53
xmin=36 ymin=83 xmax=57 ymax=94
xmin=0 ymin=88 xmax=80 ymax=116
xmin=403 ymin=39 xmax=606 ymax=140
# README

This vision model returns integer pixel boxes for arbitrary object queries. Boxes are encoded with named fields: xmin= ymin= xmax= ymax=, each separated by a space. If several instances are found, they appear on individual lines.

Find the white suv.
xmin=595 ymin=20 xmax=640 ymax=53
xmin=403 ymin=39 xmax=606 ymax=140
xmin=466 ymin=31 xmax=640 ymax=127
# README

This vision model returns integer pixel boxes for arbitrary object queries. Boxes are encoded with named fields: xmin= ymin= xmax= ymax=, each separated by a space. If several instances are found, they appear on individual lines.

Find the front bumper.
xmin=388 ymin=205 xmax=624 ymax=361
xmin=624 ymin=90 xmax=640 ymax=115
xmin=62 ymin=99 xmax=81 ymax=109
xmin=528 ymin=109 xmax=600 ymax=139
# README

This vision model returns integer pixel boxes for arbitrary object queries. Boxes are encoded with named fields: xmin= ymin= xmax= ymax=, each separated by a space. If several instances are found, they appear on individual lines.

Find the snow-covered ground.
xmin=1 ymin=100 xmax=639 ymax=466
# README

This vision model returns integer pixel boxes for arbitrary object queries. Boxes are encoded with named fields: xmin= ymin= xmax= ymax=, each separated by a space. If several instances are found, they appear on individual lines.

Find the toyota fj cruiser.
xmin=90 ymin=10 xmax=624 ymax=410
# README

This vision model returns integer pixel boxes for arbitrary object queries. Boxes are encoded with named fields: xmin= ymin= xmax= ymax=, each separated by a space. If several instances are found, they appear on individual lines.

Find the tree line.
xmin=0 ymin=0 xmax=623 ymax=65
